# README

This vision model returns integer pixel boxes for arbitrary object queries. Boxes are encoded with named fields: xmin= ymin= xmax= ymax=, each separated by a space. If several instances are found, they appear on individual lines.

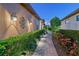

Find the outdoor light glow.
xmin=30 ymin=22 xmax=32 ymax=25
xmin=12 ymin=16 xmax=17 ymax=21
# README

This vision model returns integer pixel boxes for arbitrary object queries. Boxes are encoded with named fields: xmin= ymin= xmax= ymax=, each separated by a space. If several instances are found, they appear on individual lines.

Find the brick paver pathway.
xmin=33 ymin=32 xmax=58 ymax=56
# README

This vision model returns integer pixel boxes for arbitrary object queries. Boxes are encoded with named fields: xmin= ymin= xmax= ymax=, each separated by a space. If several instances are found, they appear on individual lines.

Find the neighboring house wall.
xmin=61 ymin=13 xmax=79 ymax=30
xmin=0 ymin=3 xmax=40 ymax=39
xmin=39 ymin=20 xmax=45 ymax=30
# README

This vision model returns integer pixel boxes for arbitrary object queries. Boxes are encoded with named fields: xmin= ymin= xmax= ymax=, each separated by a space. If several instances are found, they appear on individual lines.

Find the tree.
xmin=44 ymin=25 xmax=52 ymax=31
xmin=50 ymin=17 xmax=61 ymax=31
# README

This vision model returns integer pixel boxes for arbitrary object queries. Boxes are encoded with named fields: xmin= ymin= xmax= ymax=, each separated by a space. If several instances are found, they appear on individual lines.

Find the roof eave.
xmin=20 ymin=3 xmax=41 ymax=20
xmin=62 ymin=8 xmax=79 ymax=21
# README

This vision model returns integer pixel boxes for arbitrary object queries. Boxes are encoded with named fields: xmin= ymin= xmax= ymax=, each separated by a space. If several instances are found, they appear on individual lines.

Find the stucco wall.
xmin=32 ymin=15 xmax=40 ymax=30
xmin=0 ymin=3 xmax=39 ymax=39
xmin=0 ymin=5 xmax=8 ymax=39
xmin=61 ymin=12 xmax=79 ymax=30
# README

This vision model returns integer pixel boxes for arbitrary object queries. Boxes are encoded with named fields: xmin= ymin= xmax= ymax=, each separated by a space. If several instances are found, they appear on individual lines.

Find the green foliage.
xmin=50 ymin=17 xmax=61 ymax=31
xmin=0 ymin=44 xmax=6 ymax=55
xmin=0 ymin=29 xmax=45 ymax=56
xmin=47 ymin=27 xmax=52 ymax=31
xmin=44 ymin=25 xmax=52 ymax=31
xmin=60 ymin=30 xmax=79 ymax=42
xmin=50 ymin=17 xmax=61 ymax=27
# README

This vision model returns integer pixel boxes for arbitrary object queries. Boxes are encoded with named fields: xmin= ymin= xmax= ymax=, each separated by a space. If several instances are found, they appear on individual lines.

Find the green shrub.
xmin=0 ymin=44 xmax=6 ymax=55
xmin=60 ymin=30 xmax=79 ymax=42
xmin=0 ymin=29 xmax=45 ymax=56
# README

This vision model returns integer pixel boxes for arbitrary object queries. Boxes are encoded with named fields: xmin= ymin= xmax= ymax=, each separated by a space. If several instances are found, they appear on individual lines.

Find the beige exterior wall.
xmin=39 ymin=20 xmax=45 ymax=29
xmin=61 ymin=12 xmax=79 ymax=30
xmin=0 ymin=3 xmax=39 ymax=39
xmin=32 ymin=15 xmax=40 ymax=30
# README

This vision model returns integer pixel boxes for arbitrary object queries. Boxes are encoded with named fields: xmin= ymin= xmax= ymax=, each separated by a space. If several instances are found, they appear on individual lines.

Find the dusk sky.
xmin=31 ymin=3 xmax=79 ymax=25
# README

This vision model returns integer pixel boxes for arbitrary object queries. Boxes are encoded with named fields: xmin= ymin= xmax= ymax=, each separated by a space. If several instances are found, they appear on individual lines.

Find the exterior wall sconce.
xmin=11 ymin=15 xmax=17 ymax=22
xmin=29 ymin=22 xmax=32 ymax=25
xmin=11 ymin=12 xmax=17 ymax=22
xmin=29 ymin=19 xmax=32 ymax=25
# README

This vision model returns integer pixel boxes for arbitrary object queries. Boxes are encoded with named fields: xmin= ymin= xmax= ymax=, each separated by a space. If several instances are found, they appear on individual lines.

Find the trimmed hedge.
xmin=0 ymin=29 xmax=45 ymax=56
xmin=60 ymin=30 xmax=79 ymax=42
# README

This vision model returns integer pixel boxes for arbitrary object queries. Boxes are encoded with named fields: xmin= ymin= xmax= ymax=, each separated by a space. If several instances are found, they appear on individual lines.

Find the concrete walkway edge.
xmin=33 ymin=31 xmax=58 ymax=56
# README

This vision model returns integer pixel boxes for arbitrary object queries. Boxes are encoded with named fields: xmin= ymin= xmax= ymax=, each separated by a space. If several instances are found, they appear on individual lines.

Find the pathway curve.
xmin=33 ymin=31 xmax=58 ymax=56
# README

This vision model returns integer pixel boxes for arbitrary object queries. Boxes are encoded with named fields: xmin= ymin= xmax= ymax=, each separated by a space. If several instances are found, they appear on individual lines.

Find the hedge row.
xmin=60 ymin=30 xmax=79 ymax=42
xmin=0 ymin=29 xmax=45 ymax=56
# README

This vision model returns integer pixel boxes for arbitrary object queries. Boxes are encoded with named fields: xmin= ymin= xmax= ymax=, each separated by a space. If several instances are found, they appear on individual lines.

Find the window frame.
xmin=76 ymin=15 xmax=79 ymax=21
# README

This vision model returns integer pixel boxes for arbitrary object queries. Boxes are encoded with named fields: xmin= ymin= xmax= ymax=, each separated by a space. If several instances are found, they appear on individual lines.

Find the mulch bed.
xmin=52 ymin=32 xmax=78 ymax=56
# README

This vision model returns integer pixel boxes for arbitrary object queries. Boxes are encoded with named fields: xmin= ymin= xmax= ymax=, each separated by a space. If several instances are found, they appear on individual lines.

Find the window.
xmin=76 ymin=15 xmax=79 ymax=21
xmin=65 ymin=20 xmax=66 ymax=24
xmin=19 ymin=17 xmax=26 ymax=29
